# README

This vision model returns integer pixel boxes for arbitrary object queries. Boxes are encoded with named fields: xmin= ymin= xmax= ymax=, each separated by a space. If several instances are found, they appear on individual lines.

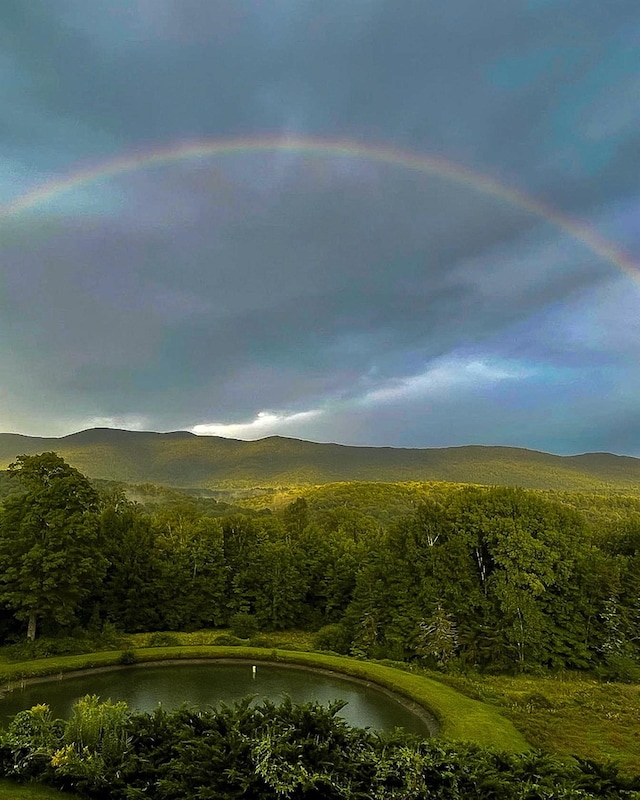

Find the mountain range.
xmin=1 ymin=428 xmax=640 ymax=493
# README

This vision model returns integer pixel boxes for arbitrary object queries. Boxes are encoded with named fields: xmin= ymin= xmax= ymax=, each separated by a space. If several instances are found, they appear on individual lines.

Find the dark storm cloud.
xmin=4 ymin=0 xmax=639 ymax=205
xmin=0 ymin=173 xmax=616 ymax=437
xmin=1 ymin=0 xmax=639 ymax=452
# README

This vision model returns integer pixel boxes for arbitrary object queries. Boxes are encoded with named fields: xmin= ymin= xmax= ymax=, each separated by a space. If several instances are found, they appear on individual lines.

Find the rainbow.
xmin=1 ymin=135 xmax=637 ymax=281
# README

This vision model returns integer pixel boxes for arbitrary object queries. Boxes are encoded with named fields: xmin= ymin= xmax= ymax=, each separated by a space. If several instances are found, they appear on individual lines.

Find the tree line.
xmin=0 ymin=452 xmax=639 ymax=675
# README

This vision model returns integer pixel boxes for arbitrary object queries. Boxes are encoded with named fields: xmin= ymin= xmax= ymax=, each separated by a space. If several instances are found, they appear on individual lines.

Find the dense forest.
xmin=1 ymin=452 xmax=639 ymax=678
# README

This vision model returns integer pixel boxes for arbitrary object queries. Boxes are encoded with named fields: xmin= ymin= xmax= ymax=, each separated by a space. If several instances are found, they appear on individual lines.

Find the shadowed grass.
xmin=0 ymin=779 xmax=74 ymax=799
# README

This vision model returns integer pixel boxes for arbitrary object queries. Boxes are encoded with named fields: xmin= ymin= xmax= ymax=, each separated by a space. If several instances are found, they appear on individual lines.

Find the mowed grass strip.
xmin=0 ymin=646 xmax=529 ymax=752
xmin=0 ymin=779 xmax=74 ymax=799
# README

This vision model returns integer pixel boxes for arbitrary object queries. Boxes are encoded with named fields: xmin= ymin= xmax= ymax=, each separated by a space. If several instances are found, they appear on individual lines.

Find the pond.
xmin=0 ymin=661 xmax=436 ymax=737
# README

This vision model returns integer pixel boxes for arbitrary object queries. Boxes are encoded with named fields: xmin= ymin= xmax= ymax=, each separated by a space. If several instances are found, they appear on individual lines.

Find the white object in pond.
xmin=252 ymin=665 xmax=257 ymax=679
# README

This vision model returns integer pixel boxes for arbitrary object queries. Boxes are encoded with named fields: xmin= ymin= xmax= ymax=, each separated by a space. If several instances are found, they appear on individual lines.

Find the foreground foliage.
xmin=1 ymin=697 xmax=639 ymax=799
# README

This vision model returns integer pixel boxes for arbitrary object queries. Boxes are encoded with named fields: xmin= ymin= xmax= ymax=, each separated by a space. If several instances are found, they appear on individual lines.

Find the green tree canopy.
xmin=0 ymin=452 xmax=106 ymax=640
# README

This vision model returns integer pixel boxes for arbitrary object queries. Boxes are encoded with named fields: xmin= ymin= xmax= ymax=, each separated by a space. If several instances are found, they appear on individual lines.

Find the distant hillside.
xmin=1 ymin=428 xmax=640 ymax=493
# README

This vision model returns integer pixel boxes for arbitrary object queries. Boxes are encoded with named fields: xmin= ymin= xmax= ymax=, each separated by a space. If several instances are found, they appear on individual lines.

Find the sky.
xmin=1 ymin=1 xmax=639 ymax=455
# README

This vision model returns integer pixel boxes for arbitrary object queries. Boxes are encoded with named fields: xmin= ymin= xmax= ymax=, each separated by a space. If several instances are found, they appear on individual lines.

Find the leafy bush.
xmin=213 ymin=633 xmax=245 ymax=646
xmin=248 ymin=635 xmax=272 ymax=648
xmin=2 ymin=698 xmax=640 ymax=798
xmin=3 ymin=625 xmax=129 ymax=661
xmin=147 ymin=632 xmax=181 ymax=648
xmin=118 ymin=650 xmax=137 ymax=665
xmin=596 ymin=654 xmax=640 ymax=683
xmin=4 ymin=637 xmax=92 ymax=661
xmin=229 ymin=613 xmax=259 ymax=639
xmin=313 ymin=623 xmax=351 ymax=654
xmin=91 ymin=621 xmax=127 ymax=650
xmin=522 ymin=692 xmax=555 ymax=711
xmin=52 ymin=695 xmax=131 ymax=794
xmin=0 ymin=704 xmax=63 ymax=778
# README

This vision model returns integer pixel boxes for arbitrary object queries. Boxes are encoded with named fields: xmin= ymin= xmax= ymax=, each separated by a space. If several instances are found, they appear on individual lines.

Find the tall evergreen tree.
xmin=100 ymin=501 xmax=164 ymax=632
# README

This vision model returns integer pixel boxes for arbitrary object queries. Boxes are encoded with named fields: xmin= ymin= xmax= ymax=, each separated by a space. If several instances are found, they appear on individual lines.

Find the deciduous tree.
xmin=0 ymin=453 xmax=105 ymax=640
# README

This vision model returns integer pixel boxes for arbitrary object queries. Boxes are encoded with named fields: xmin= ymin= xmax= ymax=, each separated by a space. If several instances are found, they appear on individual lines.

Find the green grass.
xmin=127 ymin=628 xmax=315 ymax=651
xmin=0 ymin=779 xmax=74 ymax=799
xmin=435 ymin=671 xmax=640 ymax=776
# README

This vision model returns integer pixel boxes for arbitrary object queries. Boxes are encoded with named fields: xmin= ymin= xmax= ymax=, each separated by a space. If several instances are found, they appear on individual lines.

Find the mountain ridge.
xmin=1 ymin=428 xmax=639 ymax=493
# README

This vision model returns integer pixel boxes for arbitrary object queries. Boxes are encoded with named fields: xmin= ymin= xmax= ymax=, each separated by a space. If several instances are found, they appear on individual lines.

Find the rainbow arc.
xmin=1 ymin=136 xmax=637 ymax=281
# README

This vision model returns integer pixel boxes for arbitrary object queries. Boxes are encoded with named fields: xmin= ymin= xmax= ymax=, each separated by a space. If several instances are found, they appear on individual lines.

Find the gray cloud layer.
xmin=1 ymin=0 xmax=639 ymax=453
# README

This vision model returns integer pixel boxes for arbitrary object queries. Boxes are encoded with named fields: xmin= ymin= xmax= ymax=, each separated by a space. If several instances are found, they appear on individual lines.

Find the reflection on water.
xmin=0 ymin=662 xmax=433 ymax=736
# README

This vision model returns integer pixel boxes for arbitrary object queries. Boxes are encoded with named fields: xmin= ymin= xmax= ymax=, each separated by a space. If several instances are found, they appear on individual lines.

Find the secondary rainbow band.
xmin=1 ymin=135 xmax=637 ymax=281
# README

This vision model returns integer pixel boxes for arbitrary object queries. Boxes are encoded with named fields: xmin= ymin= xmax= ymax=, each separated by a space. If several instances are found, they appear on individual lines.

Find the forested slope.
xmin=1 ymin=428 xmax=640 ymax=492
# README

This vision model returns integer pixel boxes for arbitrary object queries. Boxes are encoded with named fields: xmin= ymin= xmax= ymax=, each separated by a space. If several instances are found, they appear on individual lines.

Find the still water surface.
xmin=0 ymin=662 xmax=433 ymax=736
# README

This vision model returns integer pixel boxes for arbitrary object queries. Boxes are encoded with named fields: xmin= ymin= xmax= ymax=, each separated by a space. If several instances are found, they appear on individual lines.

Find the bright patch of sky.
xmin=192 ymin=410 xmax=322 ymax=439
xmin=357 ymin=358 xmax=537 ymax=407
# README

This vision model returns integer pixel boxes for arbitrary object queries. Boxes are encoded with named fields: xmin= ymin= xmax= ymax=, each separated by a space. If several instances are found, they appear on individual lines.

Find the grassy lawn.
xmin=128 ymin=628 xmax=316 ymax=651
xmin=437 ymin=671 xmax=640 ymax=776
xmin=0 ymin=779 xmax=74 ymax=799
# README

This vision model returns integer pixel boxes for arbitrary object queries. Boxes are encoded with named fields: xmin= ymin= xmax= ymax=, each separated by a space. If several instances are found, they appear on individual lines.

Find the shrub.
xmin=229 ymin=612 xmax=259 ymax=639
xmin=4 ymin=636 xmax=91 ymax=661
xmin=596 ymin=654 xmax=640 ymax=683
xmin=248 ymin=635 xmax=272 ymax=648
xmin=313 ymin=623 xmax=351 ymax=655
xmin=118 ymin=649 xmax=137 ymax=665
xmin=213 ymin=633 xmax=245 ymax=646
xmin=92 ymin=621 xmax=126 ymax=649
xmin=148 ymin=632 xmax=181 ymax=648
xmin=522 ymin=692 xmax=555 ymax=712
xmin=51 ymin=695 xmax=131 ymax=792
xmin=0 ymin=704 xmax=63 ymax=779
xmin=63 ymin=695 xmax=130 ymax=760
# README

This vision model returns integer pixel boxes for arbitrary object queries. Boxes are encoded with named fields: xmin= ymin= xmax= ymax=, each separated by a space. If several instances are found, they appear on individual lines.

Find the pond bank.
xmin=2 ymin=657 xmax=439 ymax=737
xmin=0 ymin=646 xmax=530 ymax=750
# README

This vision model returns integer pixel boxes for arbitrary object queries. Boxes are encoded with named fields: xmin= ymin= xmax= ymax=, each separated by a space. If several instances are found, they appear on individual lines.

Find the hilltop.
xmin=1 ymin=428 xmax=640 ymax=493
